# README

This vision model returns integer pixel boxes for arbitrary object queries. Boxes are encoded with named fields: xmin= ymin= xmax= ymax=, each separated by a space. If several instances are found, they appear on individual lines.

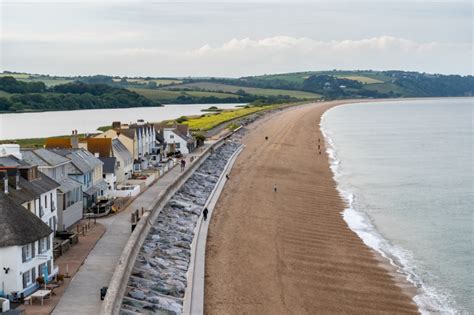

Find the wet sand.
xmin=204 ymin=101 xmax=419 ymax=314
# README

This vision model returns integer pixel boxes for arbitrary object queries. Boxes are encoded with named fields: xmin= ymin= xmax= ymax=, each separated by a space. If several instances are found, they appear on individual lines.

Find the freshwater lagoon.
xmin=0 ymin=103 xmax=241 ymax=140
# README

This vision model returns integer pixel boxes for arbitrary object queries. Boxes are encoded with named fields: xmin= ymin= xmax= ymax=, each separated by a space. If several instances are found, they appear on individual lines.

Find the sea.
xmin=320 ymin=98 xmax=473 ymax=314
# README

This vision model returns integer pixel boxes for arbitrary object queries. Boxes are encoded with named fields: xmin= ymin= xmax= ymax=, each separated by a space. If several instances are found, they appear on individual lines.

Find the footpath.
xmin=52 ymin=142 xmax=214 ymax=315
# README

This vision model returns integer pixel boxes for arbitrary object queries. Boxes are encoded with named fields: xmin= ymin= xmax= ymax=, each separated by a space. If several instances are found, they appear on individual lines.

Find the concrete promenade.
xmin=52 ymin=143 xmax=213 ymax=315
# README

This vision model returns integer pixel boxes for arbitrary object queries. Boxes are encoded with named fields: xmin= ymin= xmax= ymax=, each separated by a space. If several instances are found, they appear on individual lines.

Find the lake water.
xmin=321 ymin=98 xmax=473 ymax=314
xmin=0 ymin=103 xmax=241 ymax=140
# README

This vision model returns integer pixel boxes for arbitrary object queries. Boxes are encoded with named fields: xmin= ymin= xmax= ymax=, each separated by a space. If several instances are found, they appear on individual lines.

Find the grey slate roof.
xmin=99 ymin=157 xmax=116 ymax=174
xmin=7 ymin=173 xmax=60 ymax=204
xmin=0 ymin=156 xmax=24 ymax=167
xmin=52 ymin=149 xmax=103 ymax=174
xmin=156 ymin=132 xmax=165 ymax=144
xmin=21 ymin=149 xmax=70 ymax=167
xmin=0 ymin=192 xmax=52 ymax=247
xmin=58 ymin=177 xmax=82 ymax=193
xmin=0 ymin=155 xmax=60 ymax=204
xmin=112 ymin=139 xmax=132 ymax=161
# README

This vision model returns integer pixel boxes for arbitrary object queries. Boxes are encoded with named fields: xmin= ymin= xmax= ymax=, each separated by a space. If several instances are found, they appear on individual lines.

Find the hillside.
xmin=1 ymin=70 xmax=472 ymax=111
xmin=0 ymin=77 xmax=159 ymax=113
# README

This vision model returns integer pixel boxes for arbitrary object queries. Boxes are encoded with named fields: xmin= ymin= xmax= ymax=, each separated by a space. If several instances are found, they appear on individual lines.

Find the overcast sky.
xmin=0 ymin=0 xmax=472 ymax=77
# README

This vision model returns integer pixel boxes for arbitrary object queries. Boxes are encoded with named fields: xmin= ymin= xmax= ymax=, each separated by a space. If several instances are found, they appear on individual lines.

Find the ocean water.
xmin=320 ymin=98 xmax=473 ymax=314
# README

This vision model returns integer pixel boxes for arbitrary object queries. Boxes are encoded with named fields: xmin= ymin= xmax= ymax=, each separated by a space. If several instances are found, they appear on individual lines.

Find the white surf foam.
xmin=320 ymin=111 xmax=460 ymax=315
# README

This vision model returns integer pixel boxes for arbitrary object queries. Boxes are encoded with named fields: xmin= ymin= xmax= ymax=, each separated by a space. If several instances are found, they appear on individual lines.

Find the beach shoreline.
xmin=204 ymin=99 xmax=420 ymax=314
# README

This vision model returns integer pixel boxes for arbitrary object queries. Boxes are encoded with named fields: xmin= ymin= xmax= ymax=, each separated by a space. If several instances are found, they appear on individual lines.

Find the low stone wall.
xmin=100 ymin=138 xmax=231 ymax=315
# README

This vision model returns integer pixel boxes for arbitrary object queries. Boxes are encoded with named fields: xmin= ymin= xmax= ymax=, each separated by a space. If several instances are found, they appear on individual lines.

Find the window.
xmin=38 ymin=262 xmax=46 ymax=278
xmin=51 ymin=193 xmax=55 ymax=211
xmin=39 ymin=237 xmax=48 ymax=254
xmin=44 ymin=195 xmax=48 ymax=209
xmin=176 ymin=143 xmax=180 ymax=149
xmin=39 ymin=198 xmax=44 ymax=217
xmin=22 ymin=243 xmax=35 ymax=263
xmin=170 ymin=135 xmax=174 ymax=139
xmin=22 ymin=269 xmax=32 ymax=289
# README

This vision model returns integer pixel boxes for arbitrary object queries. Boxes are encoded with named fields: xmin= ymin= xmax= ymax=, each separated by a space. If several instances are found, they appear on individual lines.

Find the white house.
xmin=158 ymin=123 xmax=196 ymax=155
xmin=0 ymin=159 xmax=59 ymax=299
xmin=99 ymin=157 xmax=117 ymax=191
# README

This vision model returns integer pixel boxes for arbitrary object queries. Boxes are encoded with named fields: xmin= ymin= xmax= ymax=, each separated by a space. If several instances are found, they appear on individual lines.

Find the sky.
xmin=0 ymin=0 xmax=472 ymax=77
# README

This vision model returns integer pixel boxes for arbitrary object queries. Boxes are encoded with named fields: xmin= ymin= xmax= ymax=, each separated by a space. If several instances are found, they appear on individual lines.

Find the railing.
xmin=183 ymin=144 xmax=244 ymax=315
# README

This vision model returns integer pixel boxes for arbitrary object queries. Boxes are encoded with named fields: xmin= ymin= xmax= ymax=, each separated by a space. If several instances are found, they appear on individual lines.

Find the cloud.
xmin=2 ymin=35 xmax=471 ymax=76
xmin=98 ymin=35 xmax=471 ymax=76
xmin=187 ymin=35 xmax=465 ymax=56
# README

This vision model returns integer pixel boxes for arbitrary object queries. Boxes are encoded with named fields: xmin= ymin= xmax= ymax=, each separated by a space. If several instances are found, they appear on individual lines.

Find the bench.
xmin=24 ymin=296 xmax=32 ymax=305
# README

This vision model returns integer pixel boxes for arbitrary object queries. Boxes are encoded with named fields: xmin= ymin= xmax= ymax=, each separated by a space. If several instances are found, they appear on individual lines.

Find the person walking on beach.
xmin=273 ymin=183 xmax=277 ymax=193
xmin=265 ymin=136 xmax=268 ymax=140
xmin=203 ymin=207 xmax=209 ymax=221
xmin=180 ymin=159 xmax=186 ymax=172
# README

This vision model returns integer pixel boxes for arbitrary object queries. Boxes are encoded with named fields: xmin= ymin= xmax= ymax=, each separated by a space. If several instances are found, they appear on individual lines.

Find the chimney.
xmin=71 ymin=129 xmax=79 ymax=149
xmin=112 ymin=121 xmax=121 ymax=129
xmin=7 ymin=169 xmax=20 ymax=190
xmin=15 ymin=172 xmax=20 ymax=190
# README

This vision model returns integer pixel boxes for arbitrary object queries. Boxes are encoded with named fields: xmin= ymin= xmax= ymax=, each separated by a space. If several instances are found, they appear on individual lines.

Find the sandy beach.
xmin=204 ymin=101 xmax=419 ymax=314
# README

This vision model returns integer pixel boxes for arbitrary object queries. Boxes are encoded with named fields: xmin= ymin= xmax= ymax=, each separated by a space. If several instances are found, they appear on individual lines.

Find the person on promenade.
xmin=273 ymin=183 xmax=277 ymax=193
xmin=226 ymin=174 xmax=230 ymax=180
xmin=203 ymin=207 xmax=209 ymax=221
xmin=180 ymin=159 xmax=186 ymax=171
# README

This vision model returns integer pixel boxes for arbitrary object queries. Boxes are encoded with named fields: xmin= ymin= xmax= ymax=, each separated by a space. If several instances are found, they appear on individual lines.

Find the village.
xmin=0 ymin=119 xmax=204 ymax=313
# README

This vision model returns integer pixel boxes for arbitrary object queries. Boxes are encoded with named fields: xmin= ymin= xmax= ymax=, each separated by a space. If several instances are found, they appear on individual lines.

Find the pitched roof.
xmin=7 ymin=172 xmax=60 ymax=204
xmin=112 ymin=139 xmax=132 ymax=161
xmin=85 ymin=138 xmax=113 ymax=158
xmin=176 ymin=124 xmax=189 ymax=137
xmin=118 ymin=129 xmax=136 ymax=140
xmin=45 ymin=138 xmax=72 ymax=149
xmin=21 ymin=148 xmax=70 ymax=167
xmin=0 ymin=192 xmax=53 ymax=247
xmin=99 ymin=157 xmax=116 ymax=174
xmin=52 ymin=149 xmax=103 ymax=174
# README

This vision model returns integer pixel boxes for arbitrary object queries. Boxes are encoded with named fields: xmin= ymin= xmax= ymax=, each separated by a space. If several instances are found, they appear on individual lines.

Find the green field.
xmin=113 ymin=78 xmax=183 ymax=86
xmin=363 ymin=82 xmax=405 ymax=94
xmin=23 ymin=78 xmax=73 ymax=87
xmin=337 ymin=75 xmax=384 ymax=84
xmin=184 ymin=106 xmax=273 ymax=131
xmin=246 ymin=72 xmax=316 ymax=84
xmin=130 ymin=88 xmax=239 ymax=102
xmin=0 ymin=90 xmax=12 ymax=98
xmin=249 ymin=71 xmax=392 ymax=85
xmin=0 ymin=73 xmax=31 ymax=79
xmin=172 ymin=82 xmax=321 ymax=99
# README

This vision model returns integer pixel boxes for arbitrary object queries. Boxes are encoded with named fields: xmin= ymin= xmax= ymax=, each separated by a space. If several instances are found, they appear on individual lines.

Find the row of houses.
xmin=0 ymin=121 xmax=197 ymax=299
